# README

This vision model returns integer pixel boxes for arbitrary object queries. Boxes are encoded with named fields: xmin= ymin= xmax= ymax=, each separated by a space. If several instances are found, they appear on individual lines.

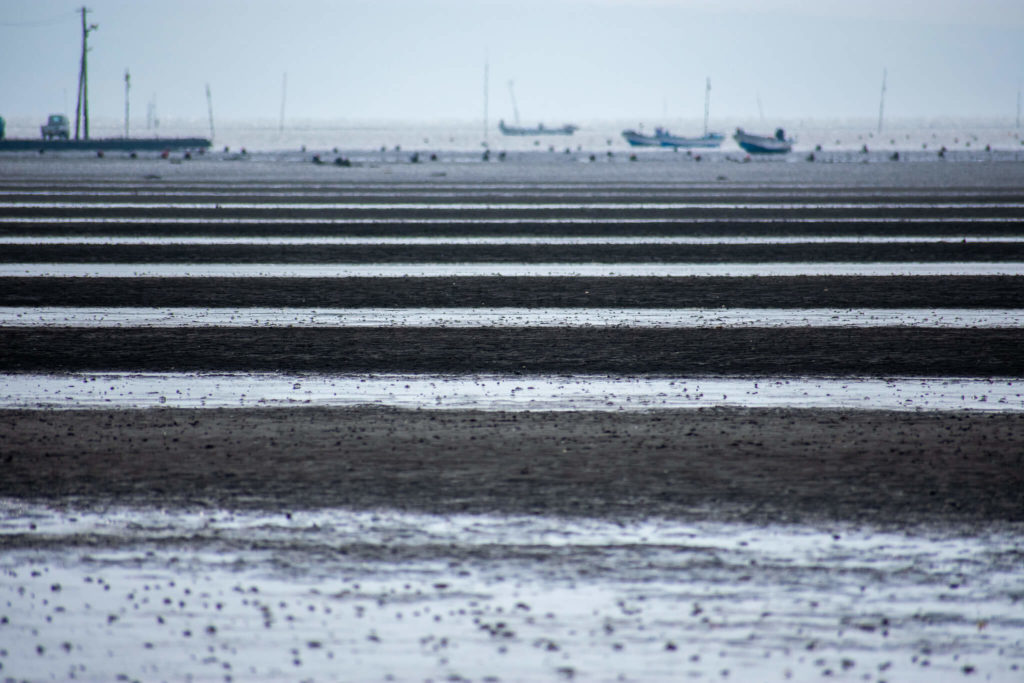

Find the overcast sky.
xmin=2 ymin=0 xmax=1022 ymax=125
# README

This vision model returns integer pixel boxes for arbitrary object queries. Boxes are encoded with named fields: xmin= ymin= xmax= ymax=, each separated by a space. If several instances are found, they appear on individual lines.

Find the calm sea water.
xmin=4 ymin=116 xmax=1023 ymax=156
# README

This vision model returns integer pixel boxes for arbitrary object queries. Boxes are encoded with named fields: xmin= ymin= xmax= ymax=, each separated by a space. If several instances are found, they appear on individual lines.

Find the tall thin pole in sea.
xmin=483 ymin=55 xmax=489 ymax=146
xmin=508 ymin=80 xmax=520 ymax=126
xmin=205 ymin=84 xmax=215 ymax=142
xmin=703 ymin=77 xmax=711 ymax=138
xmin=877 ymin=68 xmax=887 ymax=134
xmin=123 ymin=69 xmax=130 ymax=138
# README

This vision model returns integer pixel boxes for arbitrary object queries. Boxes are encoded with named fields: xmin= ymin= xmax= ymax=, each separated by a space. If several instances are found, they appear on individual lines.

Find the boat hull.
xmin=621 ymin=130 xmax=724 ymax=148
xmin=733 ymin=129 xmax=792 ymax=154
xmin=621 ymin=130 xmax=662 ymax=147
xmin=499 ymin=123 xmax=577 ymax=136
xmin=658 ymin=133 xmax=724 ymax=149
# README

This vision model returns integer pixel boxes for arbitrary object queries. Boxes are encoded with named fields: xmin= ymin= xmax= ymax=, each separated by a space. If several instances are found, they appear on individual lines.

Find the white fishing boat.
xmin=499 ymin=80 xmax=578 ymax=136
xmin=499 ymin=120 xmax=578 ymax=136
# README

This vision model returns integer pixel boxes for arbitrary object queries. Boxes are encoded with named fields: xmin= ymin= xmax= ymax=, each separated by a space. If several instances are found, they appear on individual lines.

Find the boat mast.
xmin=877 ymin=68 xmax=887 ymax=134
xmin=74 ymin=6 xmax=98 ymax=141
xmin=205 ymin=83 xmax=215 ymax=142
xmin=507 ymin=80 xmax=520 ymax=125
xmin=703 ymin=77 xmax=711 ymax=137
xmin=123 ymin=69 xmax=130 ymax=138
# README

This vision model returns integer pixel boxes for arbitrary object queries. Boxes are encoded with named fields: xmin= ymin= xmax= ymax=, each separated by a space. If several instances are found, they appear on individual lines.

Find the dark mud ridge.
xmin=3 ymin=275 xmax=1023 ymax=308
xmin=4 ymin=242 xmax=1024 ymax=264
xmin=2 ymin=327 xmax=1021 ymax=375
xmin=2 ymin=407 xmax=1022 ymax=526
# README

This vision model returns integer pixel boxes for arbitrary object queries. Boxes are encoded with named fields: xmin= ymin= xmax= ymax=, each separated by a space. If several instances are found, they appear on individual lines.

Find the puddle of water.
xmin=4 ymin=263 xmax=1023 ymax=277
xmin=2 ymin=372 xmax=1021 ymax=411
xmin=3 ymin=307 xmax=1022 ymax=329
xmin=0 ymin=501 xmax=1021 ymax=681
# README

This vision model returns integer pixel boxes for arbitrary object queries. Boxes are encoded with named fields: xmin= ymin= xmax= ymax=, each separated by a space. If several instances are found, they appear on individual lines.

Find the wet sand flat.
xmin=3 ymin=406 xmax=1023 ymax=525
xmin=3 ymin=161 xmax=1024 ymax=681
xmin=4 ymin=274 xmax=1024 ymax=307
xmin=4 ymin=241 xmax=1024 ymax=262
xmin=2 ymin=327 xmax=1023 ymax=375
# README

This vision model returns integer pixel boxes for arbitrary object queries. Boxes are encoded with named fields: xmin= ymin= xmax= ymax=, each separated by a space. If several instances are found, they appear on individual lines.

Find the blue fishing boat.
xmin=620 ymin=79 xmax=724 ymax=149
xmin=621 ymin=127 xmax=724 ymax=148
xmin=734 ymin=128 xmax=793 ymax=154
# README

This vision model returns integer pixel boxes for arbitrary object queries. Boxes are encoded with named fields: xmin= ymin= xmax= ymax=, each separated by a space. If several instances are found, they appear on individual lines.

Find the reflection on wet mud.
xmin=2 ymin=306 xmax=1022 ymax=329
xmin=4 ymin=262 xmax=1024 ymax=277
xmin=2 ymin=372 xmax=1021 ymax=411
xmin=1 ymin=502 xmax=1021 ymax=681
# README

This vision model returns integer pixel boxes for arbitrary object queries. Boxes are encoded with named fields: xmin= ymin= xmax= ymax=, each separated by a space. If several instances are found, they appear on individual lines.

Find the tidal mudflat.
xmin=1 ymin=157 xmax=1022 ymax=680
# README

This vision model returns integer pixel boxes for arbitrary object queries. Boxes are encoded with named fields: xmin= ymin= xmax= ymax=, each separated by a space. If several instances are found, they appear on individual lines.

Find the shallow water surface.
xmin=2 ymin=307 xmax=1022 ymax=329
xmin=2 ymin=372 xmax=1021 ymax=411
xmin=4 ymin=263 xmax=1023 ymax=277
xmin=0 ymin=502 xmax=1021 ymax=681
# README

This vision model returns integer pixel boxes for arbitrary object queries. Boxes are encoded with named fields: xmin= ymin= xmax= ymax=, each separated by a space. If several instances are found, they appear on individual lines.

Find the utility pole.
xmin=74 ymin=6 xmax=98 ymax=140
xmin=124 ymin=69 xmax=130 ymax=138
xmin=1017 ymin=87 xmax=1021 ymax=129
xmin=205 ymin=84 xmax=215 ymax=141
xmin=877 ymin=68 xmax=887 ymax=135
xmin=483 ymin=55 xmax=489 ymax=145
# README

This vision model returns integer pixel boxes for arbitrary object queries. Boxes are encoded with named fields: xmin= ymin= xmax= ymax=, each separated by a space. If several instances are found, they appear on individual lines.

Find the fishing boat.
xmin=498 ymin=80 xmax=578 ymax=136
xmin=621 ymin=127 xmax=724 ymax=148
xmin=621 ymin=128 xmax=665 ymax=147
xmin=499 ymin=120 xmax=578 ymax=136
xmin=734 ymin=128 xmax=793 ymax=154
xmin=620 ymin=78 xmax=724 ymax=149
